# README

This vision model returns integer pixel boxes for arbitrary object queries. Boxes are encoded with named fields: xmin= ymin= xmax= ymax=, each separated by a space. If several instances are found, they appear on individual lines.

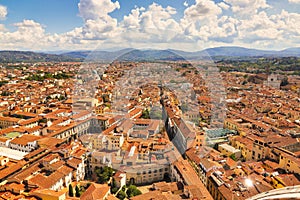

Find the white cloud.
xmin=224 ymin=0 xmax=270 ymax=17
xmin=183 ymin=0 xmax=222 ymax=20
xmin=233 ymin=9 xmax=300 ymax=49
xmin=0 ymin=5 xmax=7 ymax=20
xmin=0 ymin=0 xmax=300 ymax=51
xmin=289 ymin=0 xmax=300 ymax=3
xmin=78 ymin=0 xmax=120 ymax=21
xmin=120 ymin=3 xmax=181 ymax=44
xmin=71 ymin=0 xmax=121 ymax=41
xmin=0 ymin=20 xmax=50 ymax=50
xmin=218 ymin=2 xmax=230 ymax=10
xmin=181 ymin=0 xmax=232 ymax=41
xmin=0 ymin=24 xmax=6 ymax=32
xmin=183 ymin=1 xmax=188 ymax=7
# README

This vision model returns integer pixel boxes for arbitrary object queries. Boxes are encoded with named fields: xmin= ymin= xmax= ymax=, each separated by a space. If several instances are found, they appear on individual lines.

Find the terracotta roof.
xmin=10 ymin=134 xmax=41 ymax=146
xmin=80 ymin=183 xmax=110 ymax=200
xmin=0 ymin=116 xmax=20 ymax=123
xmin=67 ymin=157 xmax=82 ymax=169
xmin=0 ymin=161 xmax=25 ymax=180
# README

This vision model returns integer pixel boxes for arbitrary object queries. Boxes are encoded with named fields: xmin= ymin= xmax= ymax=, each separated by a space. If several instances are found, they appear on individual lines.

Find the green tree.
xmin=111 ymin=178 xmax=117 ymax=188
xmin=75 ymin=185 xmax=80 ymax=197
xmin=68 ymin=184 xmax=74 ymax=197
xmin=117 ymin=190 xmax=126 ymax=200
xmin=141 ymin=109 xmax=150 ymax=119
xmin=1 ymin=91 xmax=10 ymax=96
xmin=126 ymin=185 xmax=142 ymax=197
xmin=280 ymin=76 xmax=289 ymax=86
xmin=111 ymin=187 xmax=119 ymax=194
xmin=95 ymin=166 xmax=114 ymax=184
xmin=230 ymin=154 xmax=237 ymax=161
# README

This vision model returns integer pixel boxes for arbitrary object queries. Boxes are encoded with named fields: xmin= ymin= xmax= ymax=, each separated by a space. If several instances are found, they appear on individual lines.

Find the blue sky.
xmin=0 ymin=0 xmax=300 ymax=51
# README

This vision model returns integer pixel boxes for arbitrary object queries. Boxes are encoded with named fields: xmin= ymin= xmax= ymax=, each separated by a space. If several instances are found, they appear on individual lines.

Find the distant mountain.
xmin=1 ymin=46 xmax=300 ymax=63
xmin=201 ymin=46 xmax=300 ymax=57
xmin=63 ymin=46 xmax=300 ymax=61
xmin=0 ymin=51 xmax=81 ymax=63
xmin=280 ymin=47 xmax=300 ymax=56
xmin=61 ymin=48 xmax=136 ymax=62
xmin=115 ymin=49 xmax=186 ymax=61
xmin=170 ymin=46 xmax=300 ymax=58
xmin=62 ymin=51 xmax=92 ymax=59
xmin=201 ymin=46 xmax=276 ymax=57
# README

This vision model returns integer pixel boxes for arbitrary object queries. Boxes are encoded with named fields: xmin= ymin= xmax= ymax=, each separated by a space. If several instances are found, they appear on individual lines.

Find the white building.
xmin=9 ymin=134 xmax=41 ymax=152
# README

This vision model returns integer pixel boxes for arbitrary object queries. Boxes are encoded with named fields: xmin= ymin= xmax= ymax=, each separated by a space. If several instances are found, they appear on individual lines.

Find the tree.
xmin=111 ymin=187 xmax=119 ymax=194
xmin=75 ymin=185 xmax=80 ymax=197
xmin=230 ymin=154 xmax=237 ymax=161
xmin=280 ymin=76 xmax=289 ymax=86
xmin=141 ymin=109 xmax=150 ymax=119
xmin=95 ymin=166 xmax=114 ymax=184
xmin=68 ymin=184 xmax=74 ymax=197
xmin=126 ymin=185 xmax=142 ymax=197
xmin=117 ymin=190 xmax=126 ymax=200
xmin=111 ymin=178 xmax=117 ymax=188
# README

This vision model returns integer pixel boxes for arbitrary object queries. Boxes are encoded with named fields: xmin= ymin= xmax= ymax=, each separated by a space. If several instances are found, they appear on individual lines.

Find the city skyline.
xmin=0 ymin=0 xmax=300 ymax=51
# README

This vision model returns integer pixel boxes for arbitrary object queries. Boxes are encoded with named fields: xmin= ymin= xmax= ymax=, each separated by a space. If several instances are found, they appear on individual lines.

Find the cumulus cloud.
xmin=0 ymin=20 xmax=49 ymax=50
xmin=0 ymin=5 xmax=7 ymax=20
xmin=224 ymin=0 xmax=270 ymax=17
xmin=120 ymin=3 xmax=181 ymax=44
xmin=183 ymin=0 xmax=222 ymax=20
xmin=0 ymin=0 xmax=300 ymax=51
xmin=181 ymin=0 xmax=233 ymax=41
xmin=78 ymin=0 xmax=120 ymax=21
xmin=72 ymin=0 xmax=121 ymax=41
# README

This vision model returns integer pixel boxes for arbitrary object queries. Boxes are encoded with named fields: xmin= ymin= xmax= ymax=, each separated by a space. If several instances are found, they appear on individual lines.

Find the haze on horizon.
xmin=0 ymin=0 xmax=300 ymax=51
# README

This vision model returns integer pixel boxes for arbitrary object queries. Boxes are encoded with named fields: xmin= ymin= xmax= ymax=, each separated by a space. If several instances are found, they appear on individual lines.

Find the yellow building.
xmin=218 ymin=143 xmax=241 ymax=159
xmin=278 ymin=151 xmax=300 ymax=174
xmin=124 ymin=163 xmax=169 ymax=185
xmin=230 ymin=136 xmax=253 ymax=161
xmin=0 ymin=116 xmax=20 ymax=129
xmin=224 ymin=118 xmax=239 ymax=131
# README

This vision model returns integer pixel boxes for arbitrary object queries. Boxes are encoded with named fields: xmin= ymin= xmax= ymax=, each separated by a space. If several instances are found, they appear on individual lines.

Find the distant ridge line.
xmin=0 ymin=46 xmax=300 ymax=62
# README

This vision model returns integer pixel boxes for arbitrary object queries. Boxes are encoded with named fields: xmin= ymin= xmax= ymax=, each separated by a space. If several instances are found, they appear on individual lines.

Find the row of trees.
xmin=68 ymin=183 xmax=91 ymax=198
xmin=26 ymin=72 xmax=71 ymax=81
xmin=68 ymin=184 xmax=81 ymax=197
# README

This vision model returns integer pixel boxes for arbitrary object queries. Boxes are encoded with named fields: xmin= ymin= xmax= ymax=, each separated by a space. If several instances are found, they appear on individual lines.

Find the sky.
xmin=0 ymin=0 xmax=300 ymax=51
